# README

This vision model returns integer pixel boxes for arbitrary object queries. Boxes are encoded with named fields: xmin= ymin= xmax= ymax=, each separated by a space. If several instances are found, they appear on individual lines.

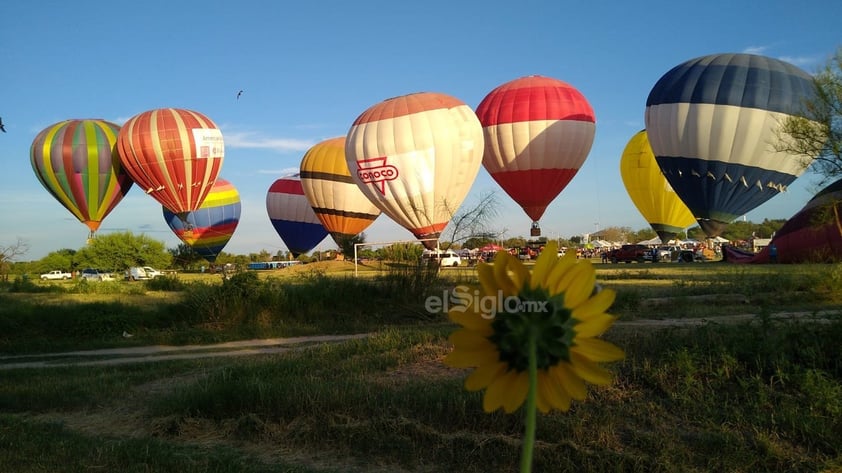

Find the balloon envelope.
xmin=645 ymin=53 xmax=818 ymax=237
xmin=164 ymin=178 xmax=240 ymax=263
xmin=345 ymin=92 xmax=484 ymax=249
xmin=620 ymin=130 xmax=696 ymax=242
xmin=300 ymin=137 xmax=380 ymax=247
xmin=266 ymin=174 xmax=328 ymax=257
xmin=476 ymin=75 xmax=595 ymax=228
xmin=724 ymin=178 xmax=842 ymax=264
xmin=118 ymin=108 xmax=224 ymax=215
xmin=30 ymin=119 xmax=134 ymax=234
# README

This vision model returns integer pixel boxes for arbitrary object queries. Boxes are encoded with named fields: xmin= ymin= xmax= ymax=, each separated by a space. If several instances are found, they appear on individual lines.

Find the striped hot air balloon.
xmin=620 ymin=130 xmax=696 ymax=243
xmin=645 ymin=53 xmax=819 ymax=238
xmin=476 ymin=75 xmax=596 ymax=236
xmin=30 ymin=119 xmax=134 ymax=237
xmin=117 ymin=108 xmax=224 ymax=216
xmin=163 ymin=178 xmax=240 ymax=263
xmin=299 ymin=137 xmax=380 ymax=247
xmin=345 ymin=92 xmax=484 ymax=249
xmin=266 ymin=174 xmax=328 ymax=257
xmin=724 ymin=178 xmax=842 ymax=264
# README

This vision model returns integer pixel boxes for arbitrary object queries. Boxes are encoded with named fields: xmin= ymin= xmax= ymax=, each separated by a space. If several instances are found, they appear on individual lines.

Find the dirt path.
xmin=0 ymin=333 xmax=372 ymax=370
xmin=1 ymin=308 xmax=838 ymax=371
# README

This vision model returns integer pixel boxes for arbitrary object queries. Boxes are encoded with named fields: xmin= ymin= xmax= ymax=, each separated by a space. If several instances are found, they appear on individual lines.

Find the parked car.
xmin=142 ymin=266 xmax=163 ymax=278
xmin=80 ymin=268 xmax=114 ymax=281
xmin=421 ymin=249 xmax=462 ymax=267
xmin=609 ymin=244 xmax=649 ymax=263
xmin=655 ymin=245 xmax=681 ymax=262
xmin=125 ymin=266 xmax=163 ymax=281
xmin=40 ymin=270 xmax=72 ymax=280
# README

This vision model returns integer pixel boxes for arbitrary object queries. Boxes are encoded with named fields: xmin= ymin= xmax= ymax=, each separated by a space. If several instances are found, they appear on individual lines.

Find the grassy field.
xmin=1 ymin=260 xmax=841 ymax=472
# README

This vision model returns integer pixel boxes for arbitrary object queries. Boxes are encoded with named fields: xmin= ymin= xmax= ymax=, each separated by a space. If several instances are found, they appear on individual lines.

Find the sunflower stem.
xmin=520 ymin=328 xmax=538 ymax=473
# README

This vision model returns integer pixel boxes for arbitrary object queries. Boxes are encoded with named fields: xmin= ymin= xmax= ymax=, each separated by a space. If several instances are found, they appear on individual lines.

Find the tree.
xmin=74 ymin=231 xmax=171 ymax=270
xmin=778 ymin=47 xmax=842 ymax=186
xmin=34 ymin=249 xmax=75 ymax=274
xmin=598 ymin=226 xmax=634 ymax=243
xmin=170 ymin=243 xmax=204 ymax=271
xmin=439 ymin=191 xmax=506 ymax=250
xmin=0 ymin=238 xmax=29 ymax=281
xmin=335 ymin=232 xmax=366 ymax=259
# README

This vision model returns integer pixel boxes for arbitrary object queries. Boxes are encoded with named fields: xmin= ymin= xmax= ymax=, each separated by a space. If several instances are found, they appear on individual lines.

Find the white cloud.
xmin=258 ymin=167 xmax=299 ymax=176
xmin=224 ymin=132 xmax=315 ymax=153
xmin=742 ymin=45 xmax=768 ymax=55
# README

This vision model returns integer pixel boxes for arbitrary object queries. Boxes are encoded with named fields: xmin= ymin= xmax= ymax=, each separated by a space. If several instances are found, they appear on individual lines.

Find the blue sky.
xmin=1 ymin=1 xmax=839 ymax=260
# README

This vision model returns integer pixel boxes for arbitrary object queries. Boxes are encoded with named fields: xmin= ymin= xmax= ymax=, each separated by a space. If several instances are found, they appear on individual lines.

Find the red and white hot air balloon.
xmin=476 ymin=75 xmax=596 ymax=236
xmin=345 ymin=92 xmax=484 ymax=249
xmin=117 ymin=108 xmax=224 ymax=216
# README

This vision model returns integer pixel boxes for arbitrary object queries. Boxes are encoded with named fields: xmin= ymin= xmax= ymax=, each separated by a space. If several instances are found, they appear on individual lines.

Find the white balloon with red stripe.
xmin=476 ymin=76 xmax=596 ymax=235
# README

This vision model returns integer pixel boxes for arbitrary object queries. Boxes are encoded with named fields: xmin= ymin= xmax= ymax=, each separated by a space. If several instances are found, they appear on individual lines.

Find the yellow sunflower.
xmin=444 ymin=240 xmax=624 ymax=414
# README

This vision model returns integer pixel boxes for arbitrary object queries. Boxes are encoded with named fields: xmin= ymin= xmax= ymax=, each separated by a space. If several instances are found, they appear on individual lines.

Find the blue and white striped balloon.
xmin=645 ymin=53 xmax=818 ymax=237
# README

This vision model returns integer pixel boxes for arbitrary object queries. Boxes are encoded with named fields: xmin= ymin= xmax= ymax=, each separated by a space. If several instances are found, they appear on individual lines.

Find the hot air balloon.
xmin=300 ymin=137 xmax=381 ymax=248
xmin=163 ymin=178 xmax=240 ymax=263
xmin=620 ymin=130 xmax=697 ymax=242
xmin=476 ymin=75 xmax=596 ymax=237
xmin=345 ymin=92 xmax=484 ymax=249
xmin=645 ymin=53 xmax=819 ymax=238
xmin=30 ymin=119 xmax=134 ymax=238
xmin=723 ymin=178 xmax=842 ymax=264
xmin=266 ymin=174 xmax=328 ymax=257
xmin=117 ymin=108 xmax=224 ymax=220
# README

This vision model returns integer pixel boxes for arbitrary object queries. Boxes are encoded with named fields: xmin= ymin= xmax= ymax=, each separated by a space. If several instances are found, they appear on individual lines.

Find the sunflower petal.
xmin=483 ymin=369 xmax=519 ymax=413
xmin=508 ymin=257 xmax=530 ymax=292
xmin=530 ymin=241 xmax=558 ymax=290
xmin=444 ymin=346 xmax=499 ymax=368
xmin=570 ymin=352 xmax=614 ymax=385
xmin=573 ymin=313 xmax=617 ymax=338
xmin=572 ymin=337 xmax=626 ymax=362
xmin=545 ymin=252 xmax=577 ymax=293
xmin=449 ymin=309 xmax=493 ymax=332
xmin=538 ymin=370 xmax=570 ymax=412
xmin=552 ymin=363 xmax=587 ymax=400
xmin=535 ymin=379 xmax=550 ymax=414
xmin=477 ymin=262 xmax=498 ymax=296
xmin=449 ymin=329 xmax=494 ymax=351
xmin=552 ymin=261 xmax=591 ymax=298
xmin=564 ymin=262 xmax=597 ymax=308
xmin=465 ymin=361 xmax=507 ymax=391
xmin=492 ymin=252 xmax=518 ymax=296
xmin=571 ymin=289 xmax=616 ymax=322
xmin=502 ymin=371 xmax=529 ymax=413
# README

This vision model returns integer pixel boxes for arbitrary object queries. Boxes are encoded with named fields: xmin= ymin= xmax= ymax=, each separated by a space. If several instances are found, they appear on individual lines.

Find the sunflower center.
xmin=488 ymin=286 xmax=577 ymax=372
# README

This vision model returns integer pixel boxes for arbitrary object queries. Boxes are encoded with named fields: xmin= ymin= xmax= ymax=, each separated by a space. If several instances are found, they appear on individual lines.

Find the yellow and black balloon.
xmin=620 ymin=130 xmax=696 ymax=242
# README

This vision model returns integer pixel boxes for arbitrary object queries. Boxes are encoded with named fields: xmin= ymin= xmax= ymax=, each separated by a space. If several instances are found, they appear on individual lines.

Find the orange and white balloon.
xmin=345 ymin=92 xmax=484 ymax=249
xmin=299 ymin=136 xmax=380 ymax=246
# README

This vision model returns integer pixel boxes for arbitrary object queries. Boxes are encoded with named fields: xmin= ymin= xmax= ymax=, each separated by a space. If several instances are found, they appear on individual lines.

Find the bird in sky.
xmin=0 ymin=117 xmax=6 ymax=133
xmin=236 ymin=90 xmax=244 ymax=100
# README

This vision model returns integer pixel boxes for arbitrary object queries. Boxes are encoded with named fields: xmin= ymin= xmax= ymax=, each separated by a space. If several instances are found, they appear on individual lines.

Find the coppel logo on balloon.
xmin=357 ymin=157 xmax=399 ymax=195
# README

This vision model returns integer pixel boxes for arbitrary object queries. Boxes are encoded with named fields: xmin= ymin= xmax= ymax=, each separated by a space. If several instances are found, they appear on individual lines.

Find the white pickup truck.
xmin=40 ymin=270 xmax=72 ymax=280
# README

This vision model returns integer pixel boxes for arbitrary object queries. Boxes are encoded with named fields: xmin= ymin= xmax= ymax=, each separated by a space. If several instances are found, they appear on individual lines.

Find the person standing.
xmin=769 ymin=243 xmax=778 ymax=263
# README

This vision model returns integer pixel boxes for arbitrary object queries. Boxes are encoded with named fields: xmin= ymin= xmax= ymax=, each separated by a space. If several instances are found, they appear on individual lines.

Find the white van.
xmin=421 ymin=249 xmax=462 ymax=267
xmin=126 ymin=266 xmax=163 ymax=281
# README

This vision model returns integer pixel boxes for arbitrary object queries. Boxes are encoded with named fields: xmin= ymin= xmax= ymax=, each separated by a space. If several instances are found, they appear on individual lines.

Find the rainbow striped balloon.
xmin=118 ymin=108 xmax=224 ymax=215
xmin=163 ymin=178 xmax=240 ymax=263
xmin=30 ymin=119 xmax=134 ymax=235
